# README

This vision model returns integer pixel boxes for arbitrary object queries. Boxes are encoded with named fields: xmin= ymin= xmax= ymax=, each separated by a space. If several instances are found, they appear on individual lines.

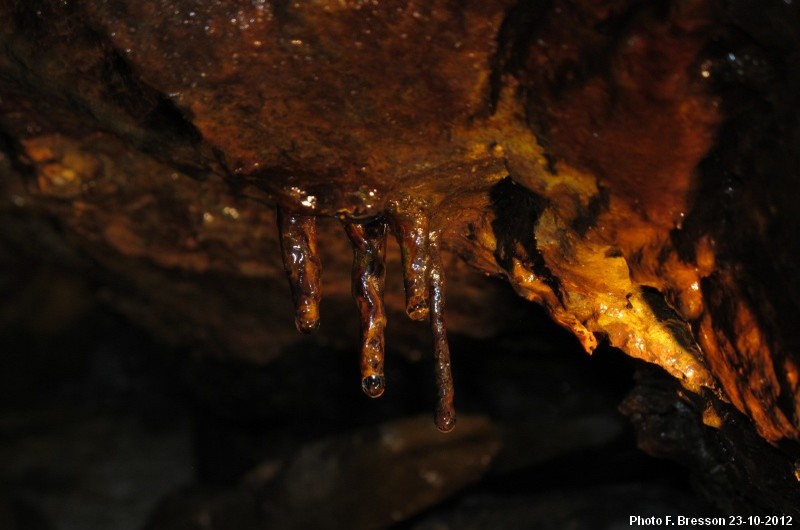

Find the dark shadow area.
xmin=0 ymin=249 xmax=719 ymax=529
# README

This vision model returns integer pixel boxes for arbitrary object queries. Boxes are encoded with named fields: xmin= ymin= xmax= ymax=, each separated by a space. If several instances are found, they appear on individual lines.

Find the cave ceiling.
xmin=1 ymin=0 xmax=800 ymax=448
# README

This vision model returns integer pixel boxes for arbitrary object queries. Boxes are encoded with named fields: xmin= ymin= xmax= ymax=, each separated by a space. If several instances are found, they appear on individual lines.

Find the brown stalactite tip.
xmin=428 ymin=230 xmax=456 ymax=433
xmin=387 ymin=200 xmax=431 ymax=322
xmin=344 ymin=218 xmax=389 ymax=399
xmin=277 ymin=208 xmax=322 ymax=334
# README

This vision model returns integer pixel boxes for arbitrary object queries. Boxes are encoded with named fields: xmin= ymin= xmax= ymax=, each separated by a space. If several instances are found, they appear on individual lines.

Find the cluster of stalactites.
xmin=277 ymin=201 xmax=456 ymax=432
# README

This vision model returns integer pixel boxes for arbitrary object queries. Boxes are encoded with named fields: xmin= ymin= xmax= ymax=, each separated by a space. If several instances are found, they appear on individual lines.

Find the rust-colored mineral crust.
xmin=277 ymin=209 xmax=321 ymax=333
xmin=344 ymin=218 xmax=390 ymax=399
xmin=1 ymin=0 xmax=799 ymax=446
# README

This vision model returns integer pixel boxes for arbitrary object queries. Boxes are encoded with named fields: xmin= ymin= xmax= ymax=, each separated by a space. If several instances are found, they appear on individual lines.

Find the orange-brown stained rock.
xmin=277 ymin=209 xmax=322 ymax=333
xmin=344 ymin=218 xmax=389 ymax=399
xmin=83 ymin=0 xmax=517 ymax=217
xmin=3 ymin=0 xmax=800 ymax=443
xmin=697 ymin=271 xmax=800 ymax=442
xmin=386 ymin=196 xmax=432 ymax=321
xmin=514 ymin=0 xmax=721 ymax=231
xmin=427 ymin=228 xmax=456 ymax=432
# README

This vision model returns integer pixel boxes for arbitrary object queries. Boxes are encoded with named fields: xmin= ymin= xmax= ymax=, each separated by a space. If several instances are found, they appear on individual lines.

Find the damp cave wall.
xmin=1 ymin=0 xmax=800 ymax=517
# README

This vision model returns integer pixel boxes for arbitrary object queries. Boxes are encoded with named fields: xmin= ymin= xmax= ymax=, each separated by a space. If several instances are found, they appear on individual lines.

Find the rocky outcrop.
xmin=2 ymin=0 xmax=800 ymax=514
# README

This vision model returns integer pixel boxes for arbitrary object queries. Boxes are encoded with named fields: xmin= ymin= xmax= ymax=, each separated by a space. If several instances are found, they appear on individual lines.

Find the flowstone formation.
xmin=2 ymin=0 xmax=800 ymax=513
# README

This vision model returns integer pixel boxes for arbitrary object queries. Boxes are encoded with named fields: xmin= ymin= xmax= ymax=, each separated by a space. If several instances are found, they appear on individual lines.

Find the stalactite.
xmin=278 ymin=205 xmax=456 ymax=429
xmin=387 ymin=197 xmax=431 ymax=321
xmin=344 ymin=218 xmax=389 ymax=399
xmin=427 ymin=228 xmax=456 ymax=432
xmin=277 ymin=208 xmax=322 ymax=334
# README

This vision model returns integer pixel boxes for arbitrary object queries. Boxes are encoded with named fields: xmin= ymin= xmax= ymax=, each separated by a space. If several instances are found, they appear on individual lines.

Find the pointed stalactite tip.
xmin=435 ymin=406 xmax=457 ymax=433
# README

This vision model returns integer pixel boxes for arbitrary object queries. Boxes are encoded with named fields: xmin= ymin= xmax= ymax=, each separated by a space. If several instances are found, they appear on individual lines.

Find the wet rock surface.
xmin=2 ymin=0 xmax=800 ymax=522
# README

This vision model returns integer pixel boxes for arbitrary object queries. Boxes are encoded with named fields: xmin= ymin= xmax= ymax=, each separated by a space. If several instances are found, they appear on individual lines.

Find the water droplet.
xmin=435 ymin=406 xmax=456 ymax=433
xmin=361 ymin=374 xmax=385 ymax=398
